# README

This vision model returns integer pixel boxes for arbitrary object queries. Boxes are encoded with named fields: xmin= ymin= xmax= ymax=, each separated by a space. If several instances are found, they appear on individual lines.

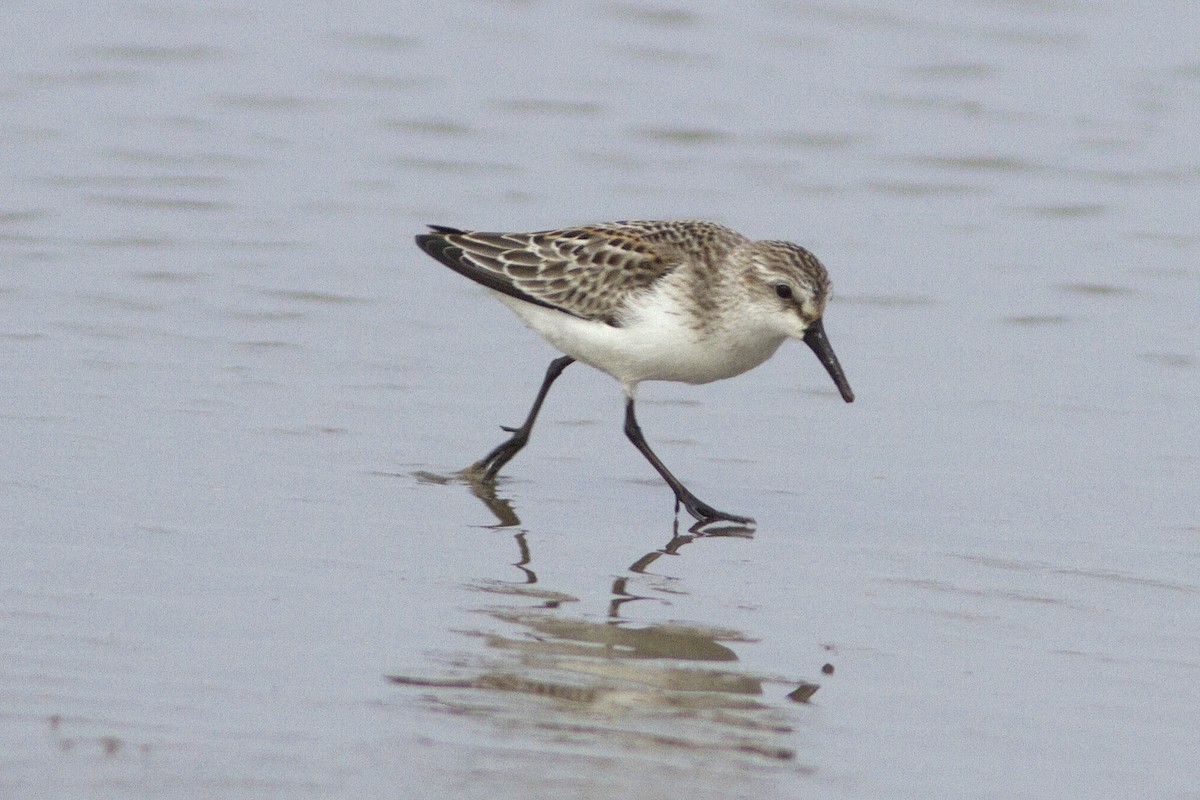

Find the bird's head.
xmin=745 ymin=240 xmax=855 ymax=403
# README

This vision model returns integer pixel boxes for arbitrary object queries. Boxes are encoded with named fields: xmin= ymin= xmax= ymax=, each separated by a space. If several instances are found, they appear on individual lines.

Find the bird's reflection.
xmin=413 ymin=470 xmax=522 ymax=529
xmin=466 ymin=477 xmax=522 ymax=529
xmin=391 ymin=477 xmax=824 ymax=763
xmin=512 ymin=532 xmax=537 ymax=585
xmin=607 ymin=576 xmax=645 ymax=618
xmin=417 ymin=468 xmax=755 ymax=535
xmin=626 ymin=517 xmax=754 ymax=576
xmin=613 ymin=520 xmax=753 ymax=616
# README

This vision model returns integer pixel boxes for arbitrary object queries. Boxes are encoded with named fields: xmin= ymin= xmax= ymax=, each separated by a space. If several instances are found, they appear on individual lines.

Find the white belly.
xmin=495 ymin=292 xmax=787 ymax=394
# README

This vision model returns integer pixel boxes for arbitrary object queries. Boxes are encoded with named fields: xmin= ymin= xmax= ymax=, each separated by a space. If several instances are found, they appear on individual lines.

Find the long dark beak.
xmin=802 ymin=319 xmax=854 ymax=403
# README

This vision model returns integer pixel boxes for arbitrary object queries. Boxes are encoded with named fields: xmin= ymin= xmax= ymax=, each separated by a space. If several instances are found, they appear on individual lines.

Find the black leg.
xmin=461 ymin=356 xmax=574 ymax=482
xmin=622 ymin=397 xmax=755 ymax=526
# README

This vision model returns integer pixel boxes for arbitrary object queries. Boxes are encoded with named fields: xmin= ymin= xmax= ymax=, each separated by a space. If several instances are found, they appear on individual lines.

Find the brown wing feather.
xmin=415 ymin=221 xmax=746 ymax=326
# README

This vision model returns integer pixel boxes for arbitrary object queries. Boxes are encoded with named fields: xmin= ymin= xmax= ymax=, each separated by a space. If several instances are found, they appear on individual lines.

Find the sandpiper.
xmin=416 ymin=220 xmax=854 ymax=527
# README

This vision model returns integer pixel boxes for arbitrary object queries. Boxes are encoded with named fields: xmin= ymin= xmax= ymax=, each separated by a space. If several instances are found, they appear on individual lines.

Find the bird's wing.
xmin=415 ymin=222 xmax=726 ymax=326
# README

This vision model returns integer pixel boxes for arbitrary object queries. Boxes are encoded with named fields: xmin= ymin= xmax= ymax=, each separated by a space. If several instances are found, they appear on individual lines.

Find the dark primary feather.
xmin=415 ymin=227 xmax=566 ymax=315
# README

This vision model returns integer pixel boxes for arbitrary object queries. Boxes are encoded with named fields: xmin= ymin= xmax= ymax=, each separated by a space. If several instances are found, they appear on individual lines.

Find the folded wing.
xmin=415 ymin=222 xmax=691 ymax=326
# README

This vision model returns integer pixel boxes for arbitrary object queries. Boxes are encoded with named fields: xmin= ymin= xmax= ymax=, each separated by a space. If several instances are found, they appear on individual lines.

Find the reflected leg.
xmin=462 ymin=355 xmax=575 ymax=482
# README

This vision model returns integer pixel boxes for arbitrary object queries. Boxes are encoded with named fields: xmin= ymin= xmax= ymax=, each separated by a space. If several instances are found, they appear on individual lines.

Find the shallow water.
xmin=3 ymin=1 xmax=1198 ymax=798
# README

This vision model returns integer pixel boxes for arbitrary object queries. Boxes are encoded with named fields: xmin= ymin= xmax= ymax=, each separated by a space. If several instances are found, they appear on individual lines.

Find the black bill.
xmin=802 ymin=319 xmax=855 ymax=403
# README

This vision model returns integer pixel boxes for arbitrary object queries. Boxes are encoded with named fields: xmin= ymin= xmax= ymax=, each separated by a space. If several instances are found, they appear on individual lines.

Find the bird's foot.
xmin=676 ymin=492 xmax=756 ymax=530
xmin=457 ymin=428 xmax=532 ymax=483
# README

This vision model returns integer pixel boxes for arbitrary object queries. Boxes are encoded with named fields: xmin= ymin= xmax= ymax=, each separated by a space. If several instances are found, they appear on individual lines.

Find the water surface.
xmin=2 ymin=1 xmax=1198 ymax=798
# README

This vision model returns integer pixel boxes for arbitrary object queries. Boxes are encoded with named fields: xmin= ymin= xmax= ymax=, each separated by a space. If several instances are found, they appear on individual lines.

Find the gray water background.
xmin=2 ymin=1 xmax=1198 ymax=798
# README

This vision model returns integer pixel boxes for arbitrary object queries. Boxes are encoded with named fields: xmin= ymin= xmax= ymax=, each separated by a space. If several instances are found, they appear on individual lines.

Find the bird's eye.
xmin=775 ymin=284 xmax=793 ymax=300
